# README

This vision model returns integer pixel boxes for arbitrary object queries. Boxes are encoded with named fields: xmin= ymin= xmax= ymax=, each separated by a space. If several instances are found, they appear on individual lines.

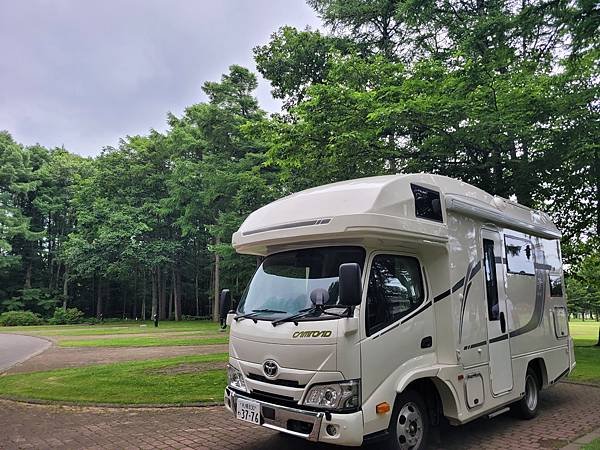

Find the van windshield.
xmin=237 ymin=246 xmax=365 ymax=318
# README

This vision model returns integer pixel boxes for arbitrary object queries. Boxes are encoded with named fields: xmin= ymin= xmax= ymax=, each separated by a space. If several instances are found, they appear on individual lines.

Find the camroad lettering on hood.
xmin=292 ymin=330 xmax=333 ymax=338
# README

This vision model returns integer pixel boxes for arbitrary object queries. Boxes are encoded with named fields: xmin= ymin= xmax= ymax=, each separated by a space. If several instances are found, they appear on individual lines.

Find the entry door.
xmin=360 ymin=253 xmax=434 ymax=403
xmin=482 ymin=229 xmax=513 ymax=395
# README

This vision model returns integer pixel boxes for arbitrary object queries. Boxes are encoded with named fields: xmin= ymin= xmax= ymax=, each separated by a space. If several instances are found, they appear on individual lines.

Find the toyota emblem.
xmin=263 ymin=360 xmax=278 ymax=378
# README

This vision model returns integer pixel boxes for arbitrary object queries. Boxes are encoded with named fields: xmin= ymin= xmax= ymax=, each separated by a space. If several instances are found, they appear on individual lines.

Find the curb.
xmin=0 ymin=396 xmax=225 ymax=409
xmin=561 ymin=427 xmax=600 ymax=450
xmin=562 ymin=380 xmax=600 ymax=389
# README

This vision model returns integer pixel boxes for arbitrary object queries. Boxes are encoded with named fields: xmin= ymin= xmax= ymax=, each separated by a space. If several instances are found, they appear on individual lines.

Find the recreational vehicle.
xmin=223 ymin=174 xmax=574 ymax=449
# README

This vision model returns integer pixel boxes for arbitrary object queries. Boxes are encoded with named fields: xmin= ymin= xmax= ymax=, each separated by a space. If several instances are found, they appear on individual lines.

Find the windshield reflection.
xmin=237 ymin=246 xmax=365 ymax=317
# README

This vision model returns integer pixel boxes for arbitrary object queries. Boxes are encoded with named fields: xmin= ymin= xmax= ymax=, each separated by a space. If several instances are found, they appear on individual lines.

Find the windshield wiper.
xmin=235 ymin=309 xmax=287 ymax=323
xmin=272 ymin=305 xmax=349 ymax=327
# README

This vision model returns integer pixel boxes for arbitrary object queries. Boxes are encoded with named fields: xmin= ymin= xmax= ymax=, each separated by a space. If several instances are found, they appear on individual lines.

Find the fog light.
xmin=326 ymin=424 xmax=338 ymax=436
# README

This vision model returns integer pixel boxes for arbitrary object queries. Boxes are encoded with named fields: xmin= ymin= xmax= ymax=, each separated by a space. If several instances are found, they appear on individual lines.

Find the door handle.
xmin=500 ymin=312 xmax=506 ymax=334
xmin=421 ymin=336 xmax=432 ymax=349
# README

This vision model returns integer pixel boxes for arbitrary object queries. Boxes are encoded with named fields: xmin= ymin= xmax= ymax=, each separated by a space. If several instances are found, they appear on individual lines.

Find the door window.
xmin=366 ymin=255 xmax=424 ymax=336
xmin=483 ymin=239 xmax=500 ymax=321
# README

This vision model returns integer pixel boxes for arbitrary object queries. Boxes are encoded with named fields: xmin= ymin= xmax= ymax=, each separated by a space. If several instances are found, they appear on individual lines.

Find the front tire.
xmin=384 ymin=390 xmax=429 ymax=450
xmin=513 ymin=368 xmax=540 ymax=419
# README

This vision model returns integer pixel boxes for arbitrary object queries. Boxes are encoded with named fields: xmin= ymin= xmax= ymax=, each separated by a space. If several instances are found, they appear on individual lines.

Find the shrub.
xmin=48 ymin=307 xmax=85 ymax=325
xmin=0 ymin=310 xmax=45 ymax=326
xmin=1 ymin=288 xmax=61 ymax=316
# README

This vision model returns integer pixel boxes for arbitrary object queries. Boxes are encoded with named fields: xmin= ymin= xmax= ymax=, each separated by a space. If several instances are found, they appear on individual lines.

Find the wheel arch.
xmin=397 ymin=375 xmax=459 ymax=424
xmin=527 ymin=357 xmax=548 ymax=389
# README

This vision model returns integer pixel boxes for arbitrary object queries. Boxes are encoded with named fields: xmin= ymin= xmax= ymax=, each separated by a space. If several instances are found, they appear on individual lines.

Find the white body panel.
xmin=224 ymin=174 xmax=573 ymax=446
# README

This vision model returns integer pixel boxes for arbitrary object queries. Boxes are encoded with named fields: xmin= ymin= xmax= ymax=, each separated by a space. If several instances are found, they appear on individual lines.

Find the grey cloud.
xmin=0 ymin=0 xmax=320 ymax=155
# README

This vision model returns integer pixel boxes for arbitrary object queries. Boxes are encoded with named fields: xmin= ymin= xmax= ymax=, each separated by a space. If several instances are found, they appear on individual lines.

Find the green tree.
xmin=0 ymin=132 xmax=45 ymax=309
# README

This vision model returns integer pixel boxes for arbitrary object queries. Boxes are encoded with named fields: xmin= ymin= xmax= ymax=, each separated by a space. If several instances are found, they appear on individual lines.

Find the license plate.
xmin=236 ymin=398 xmax=261 ymax=425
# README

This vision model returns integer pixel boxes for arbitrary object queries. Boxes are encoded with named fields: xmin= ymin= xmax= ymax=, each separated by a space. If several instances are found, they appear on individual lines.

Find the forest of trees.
xmin=1 ymin=0 xmax=598 ymax=321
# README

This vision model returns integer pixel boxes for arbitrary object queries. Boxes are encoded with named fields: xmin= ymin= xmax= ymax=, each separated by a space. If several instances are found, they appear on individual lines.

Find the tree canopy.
xmin=0 ymin=0 xmax=597 ymax=320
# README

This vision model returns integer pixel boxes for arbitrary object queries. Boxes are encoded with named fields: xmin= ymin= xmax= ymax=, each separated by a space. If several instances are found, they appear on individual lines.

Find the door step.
xmin=487 ymin=407 xmax=510 ymax=419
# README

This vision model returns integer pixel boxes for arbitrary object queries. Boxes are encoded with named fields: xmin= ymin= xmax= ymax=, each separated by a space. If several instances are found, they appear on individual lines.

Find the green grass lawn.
xmin=3 ymin=320 xmax=229 ymax=347
xmin=58 ymin=336 xmax=228 ymax=347
xmin=3 ymin=320 xmax=221 ymax=336
xmin=0 ymin=353 xmax=228 ymax=405
xmin=582 ymin=438 xmax=600 ymax=450
xmin=569 ymin=320 xmax=600 ymax=385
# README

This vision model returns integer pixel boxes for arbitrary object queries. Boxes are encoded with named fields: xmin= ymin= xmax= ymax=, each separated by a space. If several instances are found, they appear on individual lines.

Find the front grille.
xmin=250 ymin=389 xmax=299 ymax=408
xmin=247 ymin=373 xmax=304 ymax=388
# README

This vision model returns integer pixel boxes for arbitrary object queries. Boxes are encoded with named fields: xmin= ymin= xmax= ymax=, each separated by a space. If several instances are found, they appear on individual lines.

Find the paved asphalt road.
xmin=0 ymin=333 xmax=51 ymax=372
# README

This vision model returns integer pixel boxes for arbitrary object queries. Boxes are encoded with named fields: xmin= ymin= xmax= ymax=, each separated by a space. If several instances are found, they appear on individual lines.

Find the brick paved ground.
xmin=0 ymin=382 xmax=598 ymax=450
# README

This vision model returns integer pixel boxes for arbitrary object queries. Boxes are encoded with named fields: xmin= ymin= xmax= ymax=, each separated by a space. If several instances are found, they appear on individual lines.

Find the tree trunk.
xmin=596 ymin=327 xmax=600 ymax=347
xmin=195 ymin=272 xmax=200 ymax=317
xmin=151 ymin=268 xmax=158 ymax=320
xmin=159 ymin=268 xmax=167 ymax=320
xmin=24 ymin=261 xmax=32 ymax=289
xmin=132 ymin=269 xmax=138 ymax=319
xmin=105 ymin=280 xmax=111 ymax=316
xmin=96 ymin=279 xmax=103 ymax=319
xmin=142 ymin=270 xmax=147 ymax=321
xmin=168 ymin=273 xmax=174 ymax=320
xmin=62 ymin=266 xmax=68 ymax=310
xmin=122 ymin=286 xmax=127 ymax=319
xmin=595 ymin=147 xmax=600 ymax=236
xmin=173 ymin=267 xmax=182 ymax=321
xmin=213 ymin=237 xmax=220 ymax=322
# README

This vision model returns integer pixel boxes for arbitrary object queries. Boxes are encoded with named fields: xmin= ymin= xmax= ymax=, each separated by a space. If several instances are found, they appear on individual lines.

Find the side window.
xmin=366 ymin=255 xmax=425 ymax=336
xmin=542 ymin=238 xmax=562 ymax=271
xmin=549 ymin=275 xmax=563 ymax=297
xmin=411 ymin=184 xmax=443 ymax=222
xmin=504 ymin=235 xmax=535 ymax=275
xmin=483 ymin=239 xmax=500 ymax=321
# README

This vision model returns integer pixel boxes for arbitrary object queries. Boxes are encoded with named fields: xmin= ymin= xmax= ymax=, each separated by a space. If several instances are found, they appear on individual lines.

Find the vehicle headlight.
xmin=227 ymin=364 xmax=248 ymax=392
xmin=303 ymin=380 xmax=360 ymax=411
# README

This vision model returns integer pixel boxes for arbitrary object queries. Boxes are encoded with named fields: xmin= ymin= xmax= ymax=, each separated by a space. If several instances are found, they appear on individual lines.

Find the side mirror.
xmin=226 ymin=312 xmax=236 ymax=327
xmin=338 ymin=263 xmax=362 ymax=306
xmin=219 ymin=289 xmax=232 ymax=319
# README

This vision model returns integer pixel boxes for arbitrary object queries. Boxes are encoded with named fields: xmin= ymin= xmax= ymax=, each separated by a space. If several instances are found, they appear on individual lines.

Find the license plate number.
xmin=236 ymin=399 xmax=261 ymax=424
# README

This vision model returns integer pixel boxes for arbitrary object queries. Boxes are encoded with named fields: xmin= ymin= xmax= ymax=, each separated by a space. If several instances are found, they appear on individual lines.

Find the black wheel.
xmin=512 ymin=368 xmax=540 ymax=419
xmin=383 ymin=390 xmax=430 ymax=450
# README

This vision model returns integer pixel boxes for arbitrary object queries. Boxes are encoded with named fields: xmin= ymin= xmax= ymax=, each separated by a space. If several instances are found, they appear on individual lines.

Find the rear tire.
xmin=512 ymin=368 xmax=540 ymax=419
xmin=383 ymin=390 xmax=429 ymax=450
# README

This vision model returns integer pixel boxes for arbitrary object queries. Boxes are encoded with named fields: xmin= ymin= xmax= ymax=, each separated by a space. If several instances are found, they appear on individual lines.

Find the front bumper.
xmin=224 ymin=388 xmax=364 ymax=446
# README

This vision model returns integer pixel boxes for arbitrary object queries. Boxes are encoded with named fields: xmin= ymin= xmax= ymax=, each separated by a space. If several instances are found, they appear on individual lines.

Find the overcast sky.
xmin=0 ymin=1 xmax=321 ymax=156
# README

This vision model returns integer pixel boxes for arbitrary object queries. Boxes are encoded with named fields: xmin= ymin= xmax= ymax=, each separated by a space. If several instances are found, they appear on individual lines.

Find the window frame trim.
xmin=503 ymin=234 xmax=536 ymax=276
xmin=363 ymin=250 xmax=430 ymax=338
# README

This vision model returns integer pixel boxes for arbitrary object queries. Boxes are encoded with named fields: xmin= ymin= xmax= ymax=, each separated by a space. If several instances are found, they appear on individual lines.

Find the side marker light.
xmin=376 ymin=402 xmax=391 ymax=414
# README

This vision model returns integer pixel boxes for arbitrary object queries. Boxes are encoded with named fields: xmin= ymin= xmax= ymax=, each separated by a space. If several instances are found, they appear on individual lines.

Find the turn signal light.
xmin=376 ymin=402 xmax=391 ymax=414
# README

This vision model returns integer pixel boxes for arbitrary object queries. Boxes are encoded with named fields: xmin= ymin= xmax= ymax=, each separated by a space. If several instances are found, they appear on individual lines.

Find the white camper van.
xmin=223 ymin=174 xmax=574 ymax=449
